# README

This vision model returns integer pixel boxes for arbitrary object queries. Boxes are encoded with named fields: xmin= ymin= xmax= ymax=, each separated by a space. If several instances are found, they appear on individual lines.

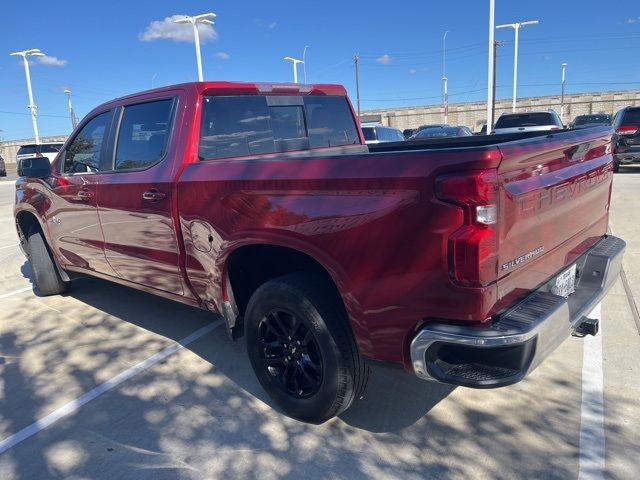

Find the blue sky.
xmin=1 ymin=0 xmax=639 ymax=140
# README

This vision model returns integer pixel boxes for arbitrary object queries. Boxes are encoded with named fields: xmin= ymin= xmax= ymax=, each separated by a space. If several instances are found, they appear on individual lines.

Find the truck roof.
xmin=112 ymin=81 xmax=347 ymax=102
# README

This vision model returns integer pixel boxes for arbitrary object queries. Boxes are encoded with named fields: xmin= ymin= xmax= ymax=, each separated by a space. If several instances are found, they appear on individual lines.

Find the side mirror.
xmin=18 ymin=156 xmax=51 ymax=178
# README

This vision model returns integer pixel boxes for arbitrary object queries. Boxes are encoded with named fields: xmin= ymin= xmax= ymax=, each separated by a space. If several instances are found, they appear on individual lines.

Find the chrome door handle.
xmin=142 ymin=190 xmax=166 ymax=201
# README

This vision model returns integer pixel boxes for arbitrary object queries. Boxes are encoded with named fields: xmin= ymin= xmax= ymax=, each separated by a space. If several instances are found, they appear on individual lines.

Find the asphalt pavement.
xmin=0 ymin=171 xmax=638 ymax=479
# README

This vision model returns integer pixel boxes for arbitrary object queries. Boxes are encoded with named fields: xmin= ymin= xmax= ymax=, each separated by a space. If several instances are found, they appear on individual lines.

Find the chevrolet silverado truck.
xmin=14 ymin=81 xmax=624 ymax=423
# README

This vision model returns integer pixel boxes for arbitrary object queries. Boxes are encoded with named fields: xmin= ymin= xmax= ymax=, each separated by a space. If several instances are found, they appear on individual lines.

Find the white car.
xmin=492 ymin=110 xmax=564 ymax=134
xmin=16 ymin=142 xmax=64 ymax=164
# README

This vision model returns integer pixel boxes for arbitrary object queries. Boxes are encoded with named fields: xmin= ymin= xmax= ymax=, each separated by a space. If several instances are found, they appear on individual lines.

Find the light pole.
xmin=496 ymin=19 xmax=539 ymax=112
xmin=10 ymin=48 xmax=44 ymax=143
xmin=284 ymin=56 xmax=304 ymax=83
xmin=442 ymin=31 xmax=449 ymax=124
xmin=486 ymin=0 xmax=496 ymax=130
xmin=560 ymin=63 xmax=567 ymax=124
xmin=63 ymin=89 xmax=78 ymax=130
xmin=174 ymin=12 xmax=216 ymax=81
xmin=302 ymin=46 xmax=308 ymax=83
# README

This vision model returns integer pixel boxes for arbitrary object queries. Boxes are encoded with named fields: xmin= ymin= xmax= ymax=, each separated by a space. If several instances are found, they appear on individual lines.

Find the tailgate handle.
xmin=142 ymin=190 xmax=166 ymax=201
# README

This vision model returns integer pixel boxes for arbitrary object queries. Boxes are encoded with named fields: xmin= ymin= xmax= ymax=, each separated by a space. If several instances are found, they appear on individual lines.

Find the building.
xmin=360 ymin=89 xmax=640 ymax=132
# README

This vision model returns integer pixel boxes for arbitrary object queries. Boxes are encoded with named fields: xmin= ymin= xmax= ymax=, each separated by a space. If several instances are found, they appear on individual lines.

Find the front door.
xmin=47 ymin=110 xmax=115 ymax=275
xmin=97 ymin=97 xmax=185 ymax=295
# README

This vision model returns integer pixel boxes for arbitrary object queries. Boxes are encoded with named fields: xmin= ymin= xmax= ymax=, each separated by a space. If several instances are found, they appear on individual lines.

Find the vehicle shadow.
xmin=38 ymin=268 xmax=453 ymax=432
xmin=4 ymin=263 xmax=637 ymax=479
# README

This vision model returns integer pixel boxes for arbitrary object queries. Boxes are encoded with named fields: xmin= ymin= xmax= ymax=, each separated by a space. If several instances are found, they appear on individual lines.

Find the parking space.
xmin=0 ymin=176 xmax=639 ymax=479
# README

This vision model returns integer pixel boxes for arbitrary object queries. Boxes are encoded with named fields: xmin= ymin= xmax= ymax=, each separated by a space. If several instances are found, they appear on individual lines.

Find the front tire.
xmin=27 ymin=228 xmax=68 ymax=296
xmin=245 ymin=273 xmax=368 ymax=423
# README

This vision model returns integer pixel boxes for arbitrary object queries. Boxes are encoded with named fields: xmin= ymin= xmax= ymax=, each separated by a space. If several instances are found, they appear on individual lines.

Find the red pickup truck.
xmin=14 ymin=81 xmax=624 ymax=423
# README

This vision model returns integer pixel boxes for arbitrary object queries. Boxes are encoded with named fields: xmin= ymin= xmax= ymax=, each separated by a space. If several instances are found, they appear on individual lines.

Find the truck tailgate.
xmin=494 ymin=127 xmax=614 ymax=307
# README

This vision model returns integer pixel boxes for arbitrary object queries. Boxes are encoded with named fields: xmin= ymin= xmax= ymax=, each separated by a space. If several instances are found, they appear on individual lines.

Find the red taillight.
xmin=436 ymin=170 xmax=499 ymax=287
xmin=616 ymin=125 xmax=638 ymax=135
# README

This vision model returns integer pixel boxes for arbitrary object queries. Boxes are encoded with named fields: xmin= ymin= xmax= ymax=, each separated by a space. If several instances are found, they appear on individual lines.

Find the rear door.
xmin=495 ymin=128 xmax=614 ymax=303
xmin=47 ymin=110 xmax=115 ymax=274
xmin=96 ymin=96 xmax=186 ymax=295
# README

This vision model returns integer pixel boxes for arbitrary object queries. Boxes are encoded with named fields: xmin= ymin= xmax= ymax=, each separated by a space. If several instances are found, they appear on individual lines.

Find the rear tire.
xmin=27 ymin=228 xmax=68 ymax=296
xmin=244 ymin=273 xmax=368 ymax=424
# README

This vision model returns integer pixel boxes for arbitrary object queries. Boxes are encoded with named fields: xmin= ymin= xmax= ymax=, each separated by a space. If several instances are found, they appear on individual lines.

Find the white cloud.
xmin=36 ymin=55 xmax=67 ymax=66
xmin=139 ymin=15 xmax=218 ymax=43
xmin=268 ymin=22 xmax=277 ymax=29
xmin=409 ymin=68 xmax=416 ymax=74
xmin=376 ymin=54 xmax=392 ymax=65
xmin=216 ymin=52 xmax=230 ymax=60
xmin=628 ymin=17 xmax=640 ymax=24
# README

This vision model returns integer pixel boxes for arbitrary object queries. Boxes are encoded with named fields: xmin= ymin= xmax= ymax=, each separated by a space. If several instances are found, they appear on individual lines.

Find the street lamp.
xmin=174 ymin=12 xmax=216 ymax=81
xmin=560 ymin=63 xmax=567 ymax=124
xmin=442 ymin=31 xmax=449 ymax=124
xmin=9 ymin=48 xmax=45 ymax=143
xmin=486 ymin=0 xmax=496 ymax=130
xmin=63 ymin=89 xmax=78 ymax=130
xmin=496 ymin=19 xmax=539 ymax=112
xmin=284 ymin=56 xmax=304 ymax=83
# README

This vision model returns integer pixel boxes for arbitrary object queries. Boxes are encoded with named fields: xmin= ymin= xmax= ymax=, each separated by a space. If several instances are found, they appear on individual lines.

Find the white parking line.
xmin=0 ymin=243 xmax=19 ymax=250
xmin=0 ymin=319 xmax=223 ymax=455
xmin=578 ymin=303 xmax=605 ymax=480
xmin=0 ymin=286 xmax=32 ymax=300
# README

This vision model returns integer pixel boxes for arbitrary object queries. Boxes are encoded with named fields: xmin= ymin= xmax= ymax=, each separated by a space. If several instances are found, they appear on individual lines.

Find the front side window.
xmin=115 ymin=99 xmax=174 ymax=170
xmin=62 ymin=111 xmax=111 ymax=174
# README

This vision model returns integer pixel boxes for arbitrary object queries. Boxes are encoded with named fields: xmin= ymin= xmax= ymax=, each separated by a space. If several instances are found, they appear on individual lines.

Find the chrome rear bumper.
xmin=410 ymin=235 xmax=625 ymax=388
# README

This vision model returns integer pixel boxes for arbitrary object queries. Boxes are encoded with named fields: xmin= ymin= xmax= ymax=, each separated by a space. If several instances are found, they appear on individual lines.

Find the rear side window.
xmin=495 ymin=113 xmax=555 ymax=129
xmin=63 ymin=111 xmax=111 ymax=174
xmin=621 ymin=108 xmax=640 ymax=125
xmin=40 ymin=144 xmax=61 ymax=153
xmin=361 ymin=127 xmax=376 ymax=141
xmin=198 ymin=95 xmax=359 ymax=160
xmin=115 ymin=99 xmax=174 ymax=170
xmin=17 ymin=145 xmax=37 ymax=155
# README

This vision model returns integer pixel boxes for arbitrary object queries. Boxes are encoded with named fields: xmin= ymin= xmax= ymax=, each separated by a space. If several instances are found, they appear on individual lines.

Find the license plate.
xmin=552 ymin=264 xmax=577 ymax=298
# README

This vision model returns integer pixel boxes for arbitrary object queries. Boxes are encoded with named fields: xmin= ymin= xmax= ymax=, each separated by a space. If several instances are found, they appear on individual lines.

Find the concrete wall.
xmin=0 ymin=136 xmax=68 ymax=166
xmin=360 ymin=90 xmax=640 ymax=132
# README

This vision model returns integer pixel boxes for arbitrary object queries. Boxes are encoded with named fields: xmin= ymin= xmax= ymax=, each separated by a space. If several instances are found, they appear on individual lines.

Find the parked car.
xmin=612 ymin=106 xmax=640 ymax=172
xmin=570 ymin=113 xmax=612 ymax=129
xmin=402 ymin=128 xmax=417 ymax=139
xmin=361 ymin=123 xmax=405 ymax=144
xmin=16 ymin=142 xmax=64 ymax=165
xmin=409 ymin=125 xmax=472 ymax=139
xmin=15 ymin=81 xmax=624 ymax=424
xmin=492 ymin=110 xmax=563 ymax=134
xmin=416 ymin=123 xmax=449 ymax=132
xmin=0 ymin=155 xmax=6 ymax=177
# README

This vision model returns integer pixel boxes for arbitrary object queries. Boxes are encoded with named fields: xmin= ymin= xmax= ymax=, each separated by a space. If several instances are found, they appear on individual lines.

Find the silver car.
xmin=492 ymin=110 xmax=563 ymax=134
xmin=361 ymin=123 xmax=405 ymax=144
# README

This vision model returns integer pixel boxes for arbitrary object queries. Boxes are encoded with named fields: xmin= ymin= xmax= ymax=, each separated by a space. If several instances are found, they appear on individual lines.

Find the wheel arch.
xmin=221 ymin=241 xmax=369 ymax=354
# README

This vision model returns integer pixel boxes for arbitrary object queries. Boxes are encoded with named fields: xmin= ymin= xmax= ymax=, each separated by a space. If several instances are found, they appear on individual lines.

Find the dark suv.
xmin=0 ymin=155 xmax=6 ymax=177
xmin=612 ymin=107 xmax=640 ymax=172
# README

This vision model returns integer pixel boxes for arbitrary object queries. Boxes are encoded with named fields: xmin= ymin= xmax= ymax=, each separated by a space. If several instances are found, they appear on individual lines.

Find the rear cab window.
xmin=495 ymin=113 xmax=555 ymax=129
xmin=198 ymin=94 xmax=359 ymax=160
